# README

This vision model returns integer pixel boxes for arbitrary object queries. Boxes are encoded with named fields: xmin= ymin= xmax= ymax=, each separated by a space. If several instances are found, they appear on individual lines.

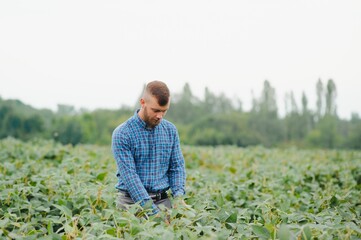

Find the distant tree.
xmin=283 ymin=90 xmax=313 ymax=146
xmin=203 ymin=87 xmax=217 ymax=114
xmin=343 ymin=113 xmax=361 ymax=149
xmin=306 ymin=115 xmax=339 ymax=148
xmin=1 ymin=79 xmax=358 ymax=150
xmin=167 ymin=83 xmax=202 ymax=124
xmin=316 ymin=79 xmax=324 ymax=121
xmin=234 ymin=96 xmax=243 ymax=112
xmin=301 ymin=91 xmax=308 ymax=115
xmin=189 ymin=112 xmax=260 ymax=147
xmin=79 ymin=113 xmax=97 ymax=143
xmin=213 ymin=92 xmax=234 ymax=114
xmin=54 ymin=117 xmax=83 ymax=145
xmin=284 ymin=91 xmax=307 ymax=143
xmin=325 ymin=79 xmax=337 ymax=116
xmin=259 ymin=80 xmax=278 ymax=116
xmin=284 ymin=92 xmax=290 ymax=115
xmin=290 ymin=91 xmax=299 ymax=114
xmin=57 ymin=104 xmax=76 ymax=116
xmin=0 ymin=106 xmax=12 ymax=138
xmin=23 ymin=115 xmax=44 ymax=139
xmin=301 ymin=91 xmax=313 ymax=133
xmin=251 ymin=90 xmax=258 ymax=112
xmin=4 ymin=113 xmax=23 ymax=138
xmin=248 ymin=80 xmax=284 ymax=147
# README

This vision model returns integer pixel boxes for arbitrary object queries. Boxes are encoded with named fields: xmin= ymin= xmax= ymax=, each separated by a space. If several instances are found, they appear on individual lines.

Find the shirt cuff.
xmin=172 ymin=189 xmax=185 ymax=198
xmin=151 ymin=203 xmax=160 ymax=215
xmin=140 ymin=199 xmax=159 ymax=215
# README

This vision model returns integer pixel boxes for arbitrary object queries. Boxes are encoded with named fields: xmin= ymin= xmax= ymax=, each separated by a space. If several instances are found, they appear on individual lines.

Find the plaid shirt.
xmin=111 ymin=109 xmax=186 ymax=209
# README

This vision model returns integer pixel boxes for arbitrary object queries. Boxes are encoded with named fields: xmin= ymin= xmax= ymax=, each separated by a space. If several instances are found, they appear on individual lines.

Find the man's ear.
xmin=140 ymin=98 xmax=145 ymax=108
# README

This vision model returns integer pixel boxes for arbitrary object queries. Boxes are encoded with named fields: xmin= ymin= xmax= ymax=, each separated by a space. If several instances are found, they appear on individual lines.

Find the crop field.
xmin=0 ymin=137 xmax=360 ymax=239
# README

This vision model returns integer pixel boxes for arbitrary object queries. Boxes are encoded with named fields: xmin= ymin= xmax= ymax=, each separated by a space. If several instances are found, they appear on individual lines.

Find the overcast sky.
xmin=1 ymin=0 xmax=360 ymax=119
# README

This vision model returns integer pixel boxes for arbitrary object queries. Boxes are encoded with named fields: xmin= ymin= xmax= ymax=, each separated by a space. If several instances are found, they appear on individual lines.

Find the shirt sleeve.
xmin=168 ymin=129 xmax=186 ymax=197
xmin=112 ymin=129 xmax=158 ymax=213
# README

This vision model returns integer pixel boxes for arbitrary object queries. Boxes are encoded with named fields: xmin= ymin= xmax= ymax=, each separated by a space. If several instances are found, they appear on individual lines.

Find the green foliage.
xmin=0 ymin=105 xmax=44 ymax=140
xmin=306 ymin=115 xmax=341 ymax=148
xmin=52 ymin=116 xmax=83 ymax=145
xmin=344 ymin=114 xmax=361 ymax=149
xmin=1 ymin=138 xmax=360 ymax=239
xmin=1 ymin=80 xmax=361 ymax=149
xmin=188 ymin=113 xmax=260 ymax=147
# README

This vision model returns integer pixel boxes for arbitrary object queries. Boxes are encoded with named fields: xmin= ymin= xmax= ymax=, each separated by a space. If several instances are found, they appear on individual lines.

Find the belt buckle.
xmin=155 ymin=192 xmax=162 ymax=201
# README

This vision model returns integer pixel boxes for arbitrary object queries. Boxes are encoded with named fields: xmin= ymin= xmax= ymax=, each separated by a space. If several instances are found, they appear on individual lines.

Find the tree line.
xmin=1 ymin=79 xmax=360 ymax=149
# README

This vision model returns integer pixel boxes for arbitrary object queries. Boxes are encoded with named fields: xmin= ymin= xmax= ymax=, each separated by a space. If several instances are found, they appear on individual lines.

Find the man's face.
xmin=142 ymin=95 xmax=170 ymax=128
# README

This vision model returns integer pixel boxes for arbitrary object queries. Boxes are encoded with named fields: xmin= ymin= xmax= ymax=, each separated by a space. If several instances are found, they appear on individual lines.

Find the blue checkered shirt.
xmin=111 ymin=109 xmax=186 ymax=210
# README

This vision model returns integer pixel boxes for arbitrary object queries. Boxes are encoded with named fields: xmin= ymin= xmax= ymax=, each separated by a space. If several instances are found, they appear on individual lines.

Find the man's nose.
xmin=156 ymin=112 xmax=164 ymax=119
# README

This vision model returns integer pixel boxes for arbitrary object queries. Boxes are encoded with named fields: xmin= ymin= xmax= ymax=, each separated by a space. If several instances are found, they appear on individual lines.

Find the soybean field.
xmin=0 ymin=138 xmax=360 ymax=239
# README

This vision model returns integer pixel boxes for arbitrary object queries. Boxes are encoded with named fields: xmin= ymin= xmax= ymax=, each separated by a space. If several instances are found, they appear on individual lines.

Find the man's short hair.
xmin=145 ymin=80 xmax=170 ymax=106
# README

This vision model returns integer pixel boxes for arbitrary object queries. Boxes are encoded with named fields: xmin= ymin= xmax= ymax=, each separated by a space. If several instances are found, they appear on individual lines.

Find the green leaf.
xmin=330 ymin=195 xmax=339 ymax=207
xmin=117 ymin=217 xmax=129 ymax=227
xmin=278 ymin=224 xmax=291 ymax=240
xmin=43 ymin=234 xmax=62 ymax=240
xmin=53 ymin=204 xmax=72 ymax=218
xmin=0 ymin=219 xmax=9 ymax=228
xmin=229 ymin=166 xmax=237 ymax=174
xmin=216 ymin=194 xmax=224 ymax=206
xmin=96 ymin=172 xmax=107 ymax=181
xmin=47 ymin=221 xmax=53 ymax=235
xmin=301 ymin=226 xmax=312 ymax=240
xmin=225 ymin=212 xmax=237 ymax=223
xmin=64 ymin=223 xmax=73 ymax=233
xmin=130 ymin=225 xmax=141 ymax=236
xmin=8 ymin=232 xmax=21 ymax=239
xmin=106 ymin=228 xmax=116 ymax=236
xmin=252 ymin=225 xmax=271 ymax=239
xmin=345 ymin=222 xmax=361 ymax=234
xmin=36 ymin=206 xmax=50 ymax=212
xmin=217 ymin=209 xmax=229 ymax=222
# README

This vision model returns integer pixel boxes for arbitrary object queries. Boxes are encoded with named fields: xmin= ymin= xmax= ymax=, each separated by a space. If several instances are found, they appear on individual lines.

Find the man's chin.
xmin=146 ymin=121 xmax=160 ymax=129
xmin=152 ymin=120 xmax=161 ymax=127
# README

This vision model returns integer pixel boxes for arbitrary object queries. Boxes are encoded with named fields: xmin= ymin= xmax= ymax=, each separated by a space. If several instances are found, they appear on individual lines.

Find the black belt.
xmin=120 ymin=190 xmax=168 ymax=201
xmin=149 ymin=191 xmax=168 ymax=201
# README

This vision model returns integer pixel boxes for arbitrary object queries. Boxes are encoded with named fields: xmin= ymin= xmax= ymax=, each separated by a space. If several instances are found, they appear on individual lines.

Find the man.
xmin=111 ymin=80 xmax=186 ymax=215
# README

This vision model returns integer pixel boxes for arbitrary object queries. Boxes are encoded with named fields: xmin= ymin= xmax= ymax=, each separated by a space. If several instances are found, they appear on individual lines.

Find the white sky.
xmin=1 ymin=0 xmax=360 ymax=119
